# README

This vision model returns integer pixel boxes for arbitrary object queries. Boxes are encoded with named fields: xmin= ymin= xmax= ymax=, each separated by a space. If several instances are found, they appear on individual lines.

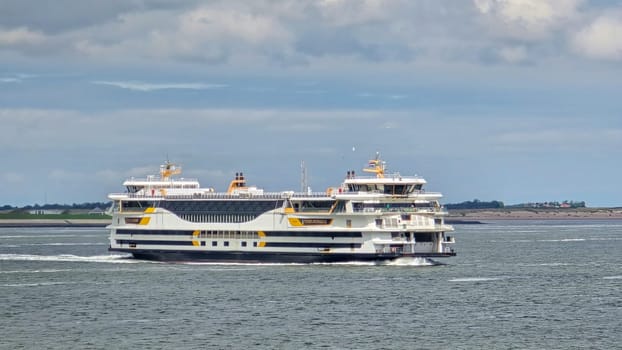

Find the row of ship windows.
xmin=118 ymin=240 xmax=258 ymax=248
xmin=199 ymin=231 xmax=260 ymax=239
xmin=180 ymin=214 xmax=258 ymax=223
xmin=206 ymin=241 xmax=256 ymax=247
xmin=116 ymin=229 xmax=261 ymax=239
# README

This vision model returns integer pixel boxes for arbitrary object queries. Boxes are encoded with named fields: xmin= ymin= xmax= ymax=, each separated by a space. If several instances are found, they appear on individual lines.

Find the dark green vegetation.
xmin=445 ymin=199 xmax=505 ymax=210
xmin=0 ymin=202 xmax=111 ymax=211
xmin=446 ymin=199 xmax=587 ymax=210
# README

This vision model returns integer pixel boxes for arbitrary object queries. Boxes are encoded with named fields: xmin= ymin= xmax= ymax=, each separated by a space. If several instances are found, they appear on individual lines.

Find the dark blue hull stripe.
xmin=265 ymin=232 xmax=362 ymax=238
xmin=109 ymin=248 xmax=455 ymax=263
xmin=116 ymin=229 xmax=193 ymax=236
xmin=116 ymin=239 xmax=195 ymax=246
xmin=264 ymin=242 xmax=362 ymax=248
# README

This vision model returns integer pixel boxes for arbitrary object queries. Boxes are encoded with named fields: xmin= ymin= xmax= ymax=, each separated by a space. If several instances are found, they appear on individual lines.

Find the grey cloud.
xmin=1 ymin=1 xmax=621 ymax=79
xmin=0 ymin=0 xmax=197 ymax=34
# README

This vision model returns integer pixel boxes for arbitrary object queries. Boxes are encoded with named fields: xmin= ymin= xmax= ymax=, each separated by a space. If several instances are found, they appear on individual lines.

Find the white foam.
xmin=603 ymin=276 xmax=622 ymax=280
xmin=383 ymin=257 xmax=436 ymax=266
xmin=0 ymin=253 xmax=139 ymax=263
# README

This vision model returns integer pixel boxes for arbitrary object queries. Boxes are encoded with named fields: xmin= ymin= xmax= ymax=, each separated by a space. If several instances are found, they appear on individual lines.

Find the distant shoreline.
xmin=2 ymin=208 xmax=622 ymax=227
xmin=447 ymin=208 xmax=622 ymax=223
xmin=0 ymin=219 xmax=110 ymax=228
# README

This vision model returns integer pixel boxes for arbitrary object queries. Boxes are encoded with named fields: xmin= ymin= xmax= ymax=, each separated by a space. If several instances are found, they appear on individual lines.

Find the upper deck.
xmin=109 ymin=154 xmax=443 ymax=202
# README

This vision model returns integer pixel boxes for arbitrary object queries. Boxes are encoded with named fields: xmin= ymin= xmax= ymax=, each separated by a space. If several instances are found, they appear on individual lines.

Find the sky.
xmin=1 ymin=0 xmax=621 ymax=207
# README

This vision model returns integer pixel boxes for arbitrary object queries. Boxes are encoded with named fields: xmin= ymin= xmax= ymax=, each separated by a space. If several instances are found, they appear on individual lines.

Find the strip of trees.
xmin=1 ymin=202 xmax=112 ymax=211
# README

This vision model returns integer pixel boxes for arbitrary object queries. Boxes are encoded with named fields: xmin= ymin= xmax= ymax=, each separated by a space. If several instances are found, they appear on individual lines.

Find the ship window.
xmin=414 ymin=232 xmax=433 ymax=242
xmin=393 ymin=185 xmax=406 ymax=195
xmin=253 ymin=242 xmax=258 ymax=247
xmin=375 ymin=219 xmax=383 ymax=227
xmin=224 ymin=241 xmax=229 ymax=247
xmin=299 ymin=200 xmax=334 ymax=213
xmin=125 ymin=217 xmax=141 ymax=224
xmin=212 ymin=241 xmax=217 ymax=247
xmin=414 ymin=184 xmax=422 ymax=190
xmin=346 ymin=219 xmax=352 ymax=228
xmin=241 ymin=241 xmax=247 ymax=247
xmin=333 ymin=201 xmax=346 ymax=213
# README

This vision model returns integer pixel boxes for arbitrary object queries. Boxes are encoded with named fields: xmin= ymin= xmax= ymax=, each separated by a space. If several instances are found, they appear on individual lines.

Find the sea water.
xmin=1 ymin=221 xmax=620 ymax=349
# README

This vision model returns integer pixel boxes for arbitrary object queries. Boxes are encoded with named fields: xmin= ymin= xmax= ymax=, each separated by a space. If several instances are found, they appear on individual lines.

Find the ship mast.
xmin=300 ymin=160 xmax=308 ymax=193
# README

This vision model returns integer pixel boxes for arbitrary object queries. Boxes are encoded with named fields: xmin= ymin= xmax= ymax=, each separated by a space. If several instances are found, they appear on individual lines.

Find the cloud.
xmin=572 ymin=14 xmax=622 ymax=61
xmin=1 ymin=77 xmax=21 ymax=83
xmin=497 ymin=45 xmax=528 ymax=63
xmin=1 ymin=1 xmax=621 ymax=79
xmin=0 ymin=27 xmax=45 ymax=46
xmin=489 ymin=127 xmax=622 ymax=152
xmin=473 ymin=0 xmax=582 ymax=40
xmin=91 ymin=80 xmax=227 ymax=91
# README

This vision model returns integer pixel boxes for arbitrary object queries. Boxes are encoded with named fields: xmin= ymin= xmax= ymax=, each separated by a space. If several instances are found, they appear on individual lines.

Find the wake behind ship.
xmin=107 ymin=155 xmax=456 ymax=263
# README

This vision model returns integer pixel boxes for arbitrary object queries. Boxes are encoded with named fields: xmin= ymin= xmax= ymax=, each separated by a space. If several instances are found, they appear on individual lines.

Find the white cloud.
xmin=0 ymin=27 xmax=45 ymax=46
xmin=0 ymin=77 xmax=21 ymax=83
xmin=317 ymin=0 xmax=395 ymax=26
xmin=91 ymin=80 xmax=227 ymax=91
xmin=572 ymin=14 xmax=622 ymax=61
xmin=473 ymin=0 xmax=582 ymax=40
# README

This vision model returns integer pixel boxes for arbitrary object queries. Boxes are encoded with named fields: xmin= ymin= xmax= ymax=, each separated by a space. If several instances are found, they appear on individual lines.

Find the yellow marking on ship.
xmin=288 ymin=218 xmax=303 ymax=226
xmin=144 ymin=207 xmax=156 ymax=214
xmin=257 ymin=231 xmax=266 ymax=238
xmin=191 ymin=230 xmax=201 ymax=247
xmin=139 ymin=217 xmax=151 ymax=225
xmin=258 ymin=241 xmax=266 ymax=248
xmin=284 ymin=207 xmax=295 ymax=214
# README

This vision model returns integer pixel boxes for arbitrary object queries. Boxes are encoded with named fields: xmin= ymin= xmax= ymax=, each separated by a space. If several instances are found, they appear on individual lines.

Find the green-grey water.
xmin=1 ymin=221 xmax=621 ymax=349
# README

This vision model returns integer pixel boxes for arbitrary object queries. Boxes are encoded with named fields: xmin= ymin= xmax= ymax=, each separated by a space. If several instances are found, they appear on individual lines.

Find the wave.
xmin=540 ymin=238 xmax=586 ymax=242
xmin=449 ymin=277 xmax=504 ymax=282
xmin=1 ymin=242 xmax=107 ymax=247
xmin=0 ymin=268 xmax=74 ymax=274
xmin=603 ymin=276 xmax=622 ymax=280
xmin=1 ymin=281 xmax=78 ymax=288
xmin=0 ymin=253 xmax=140 ymax=264
xmin=0 ymin=234 xmax=102 ymax=239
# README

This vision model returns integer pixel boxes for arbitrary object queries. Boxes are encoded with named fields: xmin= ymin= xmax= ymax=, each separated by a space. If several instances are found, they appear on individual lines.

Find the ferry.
xmin=107 ymin=154 xmax=455 ymax=263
